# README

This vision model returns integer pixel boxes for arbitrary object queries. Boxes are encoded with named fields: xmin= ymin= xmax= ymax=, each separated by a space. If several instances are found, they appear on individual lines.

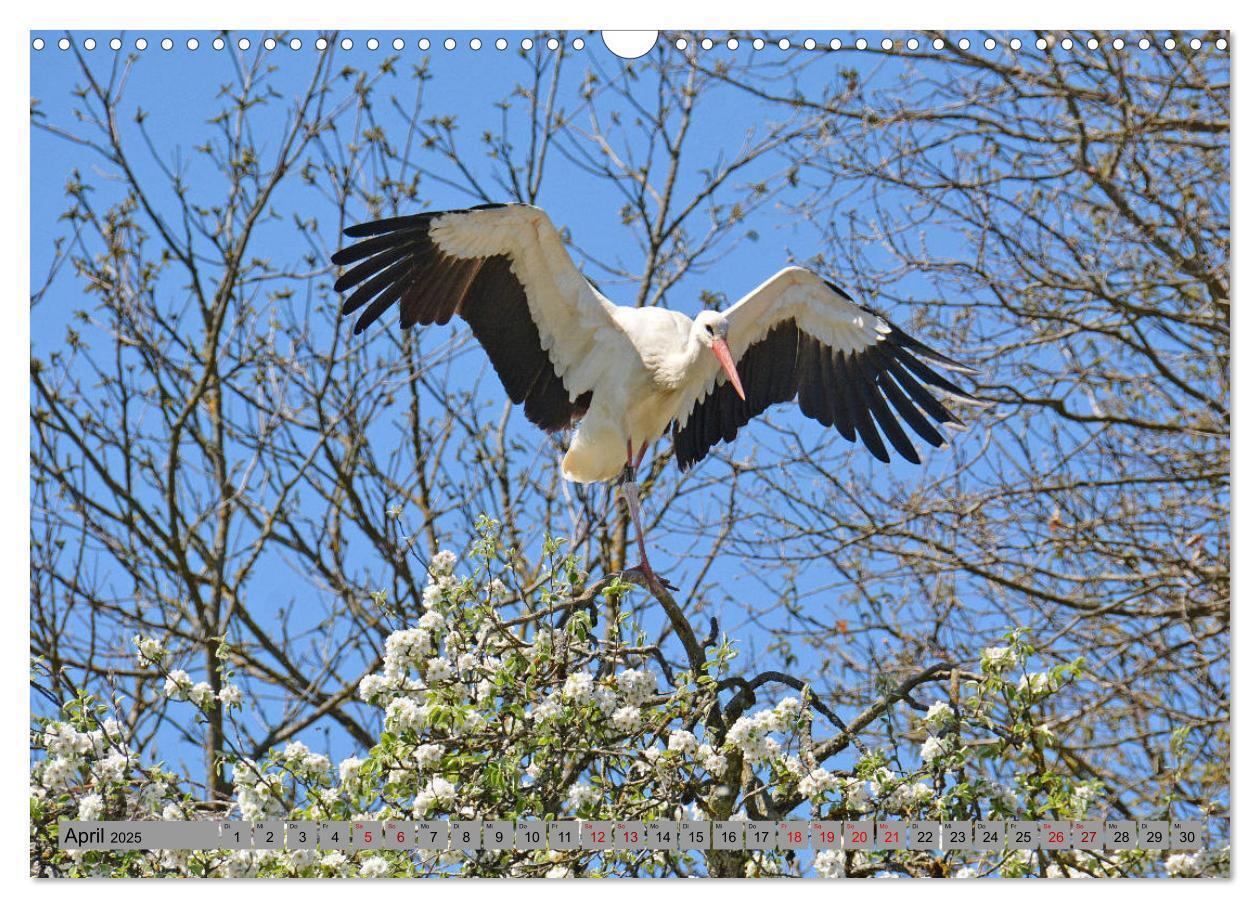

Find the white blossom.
xmin=814 ymin=849 xmax=846 ymax=878
xmin=188 ymin=682 xmax=215 ymax=709
xmin=42 ymin=723 xmax=86 ymax=759
xmin=421 ymin=583 xmax=445 ymax=611
xmin=339 ymin=757 xmax=364 ymax=785
xmin=320 ymin=852 xmax=349 ymax=874
xmin=615 ymin=667 xmax=658 ymax=705
xmin=284 ymin=849 xmax=316 ymax=872
xmin=567 ymin=781 xmax=600 ymax=809
xmin=920 ymin=735 xmax=948 ymax=762
xmin=667 ymin=729 xmax=698 ymax=755
xmin=845 ymin=778 xmax=873 ymax=811
xmin=426 ymin=656 xmax=454 ymax=684
xmin=562 ymin=671 xmax=595 ymax=704
xmin=384 ymin=628 xmax=434 ymax=676
xmin=1018 ymin=672 xmax=1054 ymax=696
xmin=924 ymin=701 xmax=952 ymax=733
xmin=529 ymin=697 xmax=563 ymax=724
xmin=217 ymin=684 xmax=243 ymax=707
xmin=303 ymin=752 xmax=331 ymax=774
xmin=592 ymin=687 xmax=618 ymax=714
xmin=358 ymin=673 xmax=391 ymax=703
xmin=78 ymin=793 xmax=104 ymax=820
xmin=163 ymin=669 xmax=193 ymax=700
xmin=418 ymin=609 xmax=446 ymax=633
xmin=429 ymin=550 xmax=458 ymax=578
xmin=414 ymin=743 xmax=444 ymax=770
xmin=1164 ymin=852 xmax=1204 ymax=877
xmin=358 ymin=855 xmax=390 ymax=877
xmin=982 ymin=646 xmax=1017 ymax=672
xmin=612 ymin=705 xmax=641 ymax=732
xmin=93 ymin=752 xmax=128 ymax=783
xmin=415 ymin=777 xmax=456 ymax=814
xmin=698 ymin=744 xmax=728 ymax=777
xmin=133 ymin=635 xmax=164 ymax=667
xmin=42 ymin=756 xmax=78 ymax=788
xmin=385 ymin=697 xmax=433 ymax=733
xmin=798 ymin=767 xmax=837 ymax=799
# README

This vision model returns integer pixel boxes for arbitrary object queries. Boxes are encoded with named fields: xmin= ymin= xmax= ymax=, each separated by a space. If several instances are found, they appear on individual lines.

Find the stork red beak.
xmin=711 ymin=338 xmax=746 ymax=401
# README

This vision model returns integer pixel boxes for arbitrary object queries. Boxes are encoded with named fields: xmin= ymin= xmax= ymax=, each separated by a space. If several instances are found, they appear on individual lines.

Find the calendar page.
xmin=28 ymin=23 xmax=1230 ymax=881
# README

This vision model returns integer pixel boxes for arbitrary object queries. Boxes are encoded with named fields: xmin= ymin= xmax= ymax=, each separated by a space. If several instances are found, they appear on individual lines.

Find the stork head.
xmin=693 ymin=311 xmax=745 ymax=401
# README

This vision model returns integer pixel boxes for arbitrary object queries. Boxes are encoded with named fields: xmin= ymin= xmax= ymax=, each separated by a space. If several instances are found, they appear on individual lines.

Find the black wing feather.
xmin=331 ymin=208 xmax=589 ymax=433
xmin=673 ymin=307 xmax=978 ymax=470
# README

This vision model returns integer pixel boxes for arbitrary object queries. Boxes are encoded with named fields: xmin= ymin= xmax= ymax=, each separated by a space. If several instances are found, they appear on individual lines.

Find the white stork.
xmin=332 ymin=203 xmax=980 ymax=589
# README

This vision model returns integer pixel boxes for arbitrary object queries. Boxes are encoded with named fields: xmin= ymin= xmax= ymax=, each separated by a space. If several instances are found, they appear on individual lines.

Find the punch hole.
xmin=32 ymin=37 xmax=44 ymax=50
xmin=162 ymin=38 xmax=173 ymax=51
xmin=601 ymin=31 xmax=658 ymax=59
xmin=315 ymin=37 xmax=328 ymax=51
xmin=855 ymin=38 xmax=867 ymax=50
xmin=958 ymin=38 xmax=970 ymax=50
xmin=213 ymin=37 xmax=225 ymax=50
xmin=366 ymin=38 xmax=379 ymax=51
xmin=110 ymin=38 xmax=121 ymax=50
xmin=1011 ymin=38 xmax=1022 ymax=50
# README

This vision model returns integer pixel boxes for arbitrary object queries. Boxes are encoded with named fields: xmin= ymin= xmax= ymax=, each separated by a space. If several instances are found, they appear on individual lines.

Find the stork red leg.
xmin=620 ymin=440 xmax=669 ymax=592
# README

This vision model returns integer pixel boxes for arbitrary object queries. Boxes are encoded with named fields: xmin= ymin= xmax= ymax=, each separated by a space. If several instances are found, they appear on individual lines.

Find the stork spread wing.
xmin=332 ymin=203 xmax=629 ymax=432
xmin=673 ymin=267 xmax=981 ymax=469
